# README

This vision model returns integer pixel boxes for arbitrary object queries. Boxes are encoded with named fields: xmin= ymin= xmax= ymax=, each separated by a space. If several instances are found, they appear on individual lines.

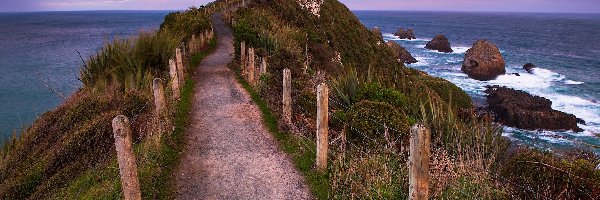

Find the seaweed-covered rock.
xmin=394 ymin=28 xmax=416 ymax=40
xmin=485 ymin=86 xmax=582 ymax=132
xmin=425 ymin=34 xmax=453 ymax=53
xmin=386 ymin=41 xmax=418 ymax=64
xmin=523 ymin=63 xmax=536 ymax=73
xmin=462 ymin=40 xmax=506 ymax=81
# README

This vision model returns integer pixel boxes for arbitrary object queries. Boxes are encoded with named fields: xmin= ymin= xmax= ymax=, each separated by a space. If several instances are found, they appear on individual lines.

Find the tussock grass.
xmin=0 ymin=5 xmax=216 ymax=198
xmin=80 ymin=31 xmax=180 ymax=92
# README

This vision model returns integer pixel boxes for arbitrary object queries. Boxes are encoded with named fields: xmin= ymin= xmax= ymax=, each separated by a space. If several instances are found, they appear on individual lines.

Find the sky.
xmin=0 ymin=0 xmax=599 ymax=13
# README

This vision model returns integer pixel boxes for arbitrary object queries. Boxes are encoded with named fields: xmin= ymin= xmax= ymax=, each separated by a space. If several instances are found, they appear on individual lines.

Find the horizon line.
xmin=1 ymin=9 xmax=599 ymax=15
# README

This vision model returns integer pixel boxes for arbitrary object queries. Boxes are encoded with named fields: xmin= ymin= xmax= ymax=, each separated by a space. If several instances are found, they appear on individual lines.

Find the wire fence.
xmin=265 ymin=65 xmax=599 ymax=198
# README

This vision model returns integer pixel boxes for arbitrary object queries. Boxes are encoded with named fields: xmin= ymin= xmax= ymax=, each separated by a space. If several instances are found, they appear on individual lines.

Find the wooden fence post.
xmin=247 ymin=47 xmax=255 ymax=83
xmin=190 ymin=34 xmax=196 ymax=53
xmin=176 ymin=48 xmax=184 ymax=83
xmin=316 ymin=83 xmax=329 ymax=171
xmin=169 ymin=59 xmax=180 ymax=99
xmin=409 ymin=124 xmax=431 ymax=200
xmin=240 ymin=41 xmax=246 ymax=75
xmin=282 ymin=69 xmax=292 ymax=125
xmin=260 ymin=57 xmax=267 ymax=75
xmin=112 ymin=115 xmax=142 ymax=200
xmin=152 ymin=78 xmax=165 ymax=115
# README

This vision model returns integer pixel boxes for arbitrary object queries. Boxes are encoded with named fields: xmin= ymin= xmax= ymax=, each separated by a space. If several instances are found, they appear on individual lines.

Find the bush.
xmin=358 ymin=83 xmax=408 ymax=111
xmin=345 ymin=100 xmax=409 ymax=142
xmin=498 ymin=148 xmax=600 ymax=199
xmin=80 ymin=31 xmax=179 ymax=91
xmin=439 ymin=177 xmax=507 ymax=199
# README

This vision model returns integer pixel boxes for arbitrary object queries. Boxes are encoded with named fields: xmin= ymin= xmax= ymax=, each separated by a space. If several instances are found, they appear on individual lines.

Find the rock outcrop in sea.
xmin=394 ymin=28 xmax=416 ymax=40
xmin=386 ymin=41 xmax=418 ymax=64
xmin=523 ymin=63 xmax=536 ymax=73
xmin=425 ymin=34 xmax=453 ymax=53
xmin=485 ymin=86 xmax=582 ymax=132
xmin=372 ymin=27 xmax=383 ymax=41
xmin=462 ymin=40 xmax=506 ymax=81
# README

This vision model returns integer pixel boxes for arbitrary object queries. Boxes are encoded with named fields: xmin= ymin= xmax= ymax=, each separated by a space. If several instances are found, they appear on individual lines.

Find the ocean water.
xmin=0 ymin=11 xmax=169 ymax=142
xmin=355 ymin=11 xmax=600 ymax=153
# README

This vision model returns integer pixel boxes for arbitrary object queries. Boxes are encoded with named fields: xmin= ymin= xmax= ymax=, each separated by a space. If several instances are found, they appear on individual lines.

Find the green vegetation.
xmin=230 ymin=0 xmax=599 ymax=199
xmin=1 ymin=0 xmax=598 ymax=199
xmin=0 ymin=2 xmax=219 ymax=198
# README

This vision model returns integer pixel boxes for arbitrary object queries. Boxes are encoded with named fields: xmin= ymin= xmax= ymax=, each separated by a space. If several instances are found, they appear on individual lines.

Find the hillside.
xmin=0 ymin=0 xmax=598 ymax=199
xmin=0 ymin=3 xmax=220 ymax=198
xmin=228 ymin=0 xmax=599 ymax=199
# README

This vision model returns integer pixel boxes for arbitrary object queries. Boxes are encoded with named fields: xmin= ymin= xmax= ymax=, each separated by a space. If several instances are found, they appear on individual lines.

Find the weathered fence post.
xmin=190 ymin=34 xmax=197 ymax=53
xmin=316 ymin=83 xmax=329 ymax=171
xmin=152 ymin=78 xmax=165 ymax=115
xmin=409 ymin=124 xmax=431 ymax=200
xmin=247 ymin=47 xmax=255 ymax=83
xmin=169 ymin=59 xmax=180 ymax=99
xmin=282 ymin=69 xmax=292 ymax=125
xmin=260 ymin=57 xmax=267 ymax=75
xmin=181 ymin=42 xmax=187 ymax=61
xmin=112 ymin=115 xmax=142 ymax=200
xmin=240 ymin=41 xmax=246 ymax=75
xmin=200 ymin=33 xmax=206 ymax=47
xmin=176 ymin=48 xmax=184 ymax=83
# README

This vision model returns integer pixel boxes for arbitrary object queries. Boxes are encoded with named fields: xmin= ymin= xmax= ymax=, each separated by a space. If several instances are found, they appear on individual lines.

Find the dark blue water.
xmin=355 ymin=11 xmax=600 ymax=153
xmin=0 ymin=11 xmax=169 ymax=142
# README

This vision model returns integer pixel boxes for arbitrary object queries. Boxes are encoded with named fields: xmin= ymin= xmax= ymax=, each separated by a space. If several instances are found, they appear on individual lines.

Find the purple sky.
xmin=0 ymin=0 xmax=599 ymax=13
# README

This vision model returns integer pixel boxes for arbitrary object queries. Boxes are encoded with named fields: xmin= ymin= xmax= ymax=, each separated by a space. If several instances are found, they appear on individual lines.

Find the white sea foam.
xmin=452 ymin=46 xmax=470 ymax=54
xmin=422 ymin=46 xmax=470 ymax=54
xmin=382 ymin=33 xmax=430 ymax=42
xmin=565 ymin=80 xmax=584 ymax=85
xmin=407 ymin=56 xmax=430 ymax=67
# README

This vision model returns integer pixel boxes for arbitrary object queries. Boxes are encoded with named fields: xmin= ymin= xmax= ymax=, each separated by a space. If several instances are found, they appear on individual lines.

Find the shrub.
xmin=357 ymin=83 xmax=408 ymax=111
xmin=80 ymin=31 xmax=179 ymax=91
xmin=345 ymin=100 xmax=409 ymax=142
xmin=498 ymin=148 xmax=600 ymax=199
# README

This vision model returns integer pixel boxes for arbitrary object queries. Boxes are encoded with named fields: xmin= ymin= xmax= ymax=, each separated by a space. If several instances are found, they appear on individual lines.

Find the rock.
xmin=372 ymin=27 xmax=383 ymax=41
xmin=509 ymin=73 xmax=521 ymax=76
xmin=386 ymin=41 xmax=418 ymax=64
xmin=462 ymin=40 xmax=506 ymax=81
xmin=523 ymin=63 xmax=537 ymax=73
xmin=297 ymin=0 xmax=324 ymax=18
xmin=394 ymin=28 xmax=416 ymax=40
xmin=576 ymin=118 xmax=586 ymax=125
xmin=425 ymin=34 xmax=453 ymax=53
xmin=485 ymin=85 xmax=582 ymax=132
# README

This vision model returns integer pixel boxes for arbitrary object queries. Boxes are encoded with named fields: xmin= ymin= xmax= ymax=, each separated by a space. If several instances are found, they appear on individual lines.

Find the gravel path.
xmin=174 ymin=13 xmax=311 ymax=200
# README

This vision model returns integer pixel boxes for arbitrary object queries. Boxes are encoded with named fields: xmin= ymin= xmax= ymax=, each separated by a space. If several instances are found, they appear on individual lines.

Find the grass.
xmin=233 ymin=70 xmax=329 ymax=199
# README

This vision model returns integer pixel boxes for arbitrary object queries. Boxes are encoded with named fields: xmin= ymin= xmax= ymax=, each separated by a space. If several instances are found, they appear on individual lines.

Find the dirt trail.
xmin=174 ymin=13 xmax=311 ymax=200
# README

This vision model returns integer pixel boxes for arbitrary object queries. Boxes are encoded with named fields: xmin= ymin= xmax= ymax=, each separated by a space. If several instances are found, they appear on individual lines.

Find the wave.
xmin=383 ymin=33 xmax=430 ymax=42
xmin=452 ymin=46 xmax=470 ymax=54
xmin=407 ymin=56 xmax=431 ymax=67
xmin=565 ymin=80 xmax=584 ymax=85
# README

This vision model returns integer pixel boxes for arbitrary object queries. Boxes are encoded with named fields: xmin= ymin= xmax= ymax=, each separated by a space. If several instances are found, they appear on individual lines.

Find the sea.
xmin=0 ymin=11 xmax=170 ymax=143
xmin=355 ymin=11 xmax=600 ymax=154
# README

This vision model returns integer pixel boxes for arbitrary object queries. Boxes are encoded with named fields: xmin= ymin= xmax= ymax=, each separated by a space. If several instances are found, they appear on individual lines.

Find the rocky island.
xmin=485 ymin=86 xmax=582 ymax=132
xmin=425 ymin=34 xmax=453 ymax=53
xmin=462 ymin=40 xmax=506 ymax=81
